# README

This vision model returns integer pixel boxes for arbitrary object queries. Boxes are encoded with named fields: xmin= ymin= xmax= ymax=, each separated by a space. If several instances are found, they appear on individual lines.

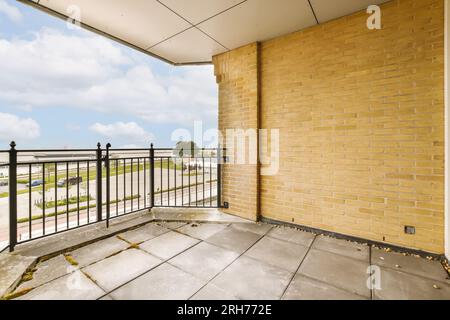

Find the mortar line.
xmin=280 ymin=234 xmax=318 ymax=300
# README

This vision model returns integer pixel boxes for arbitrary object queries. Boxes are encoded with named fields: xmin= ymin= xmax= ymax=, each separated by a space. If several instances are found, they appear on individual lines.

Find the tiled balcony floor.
xmin=8 ymin=222 xmax=450 ymax=300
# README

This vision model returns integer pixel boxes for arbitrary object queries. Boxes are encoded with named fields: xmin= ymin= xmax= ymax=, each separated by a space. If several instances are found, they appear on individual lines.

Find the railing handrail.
xmin=0 ymin=145 xmax=225 ymax=166
xmin=0 ymin=147 xmax=224 ymax=153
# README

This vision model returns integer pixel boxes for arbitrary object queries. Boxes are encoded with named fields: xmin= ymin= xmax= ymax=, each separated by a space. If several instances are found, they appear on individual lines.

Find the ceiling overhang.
xmin=18 ymin=0 xmax=390 ymax=66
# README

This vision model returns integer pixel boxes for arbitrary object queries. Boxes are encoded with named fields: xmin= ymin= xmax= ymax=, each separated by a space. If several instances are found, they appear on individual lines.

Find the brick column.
xmin=213 ymin=43 xmax=261 ymax=221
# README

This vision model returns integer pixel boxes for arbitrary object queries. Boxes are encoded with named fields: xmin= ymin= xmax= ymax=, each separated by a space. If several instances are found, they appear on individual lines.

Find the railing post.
xmin=9 ymin=141 xmax=17 ymax=252
xmin=217 ymin=144 xmax=222 ymax=208
xmin=150 ymin=143 xmax=155 ymax=208
xmin=96 ymin=143 xmax=102 ymax=222
xmin=105 ymin=143 xmax=111 ymax=228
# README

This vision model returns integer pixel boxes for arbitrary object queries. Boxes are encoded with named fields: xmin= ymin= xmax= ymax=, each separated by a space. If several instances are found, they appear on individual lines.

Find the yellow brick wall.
xmin=213 ymin=43 xmax=259 ymax=221
xmin=214 ymin=0 xmax=445 ymax=253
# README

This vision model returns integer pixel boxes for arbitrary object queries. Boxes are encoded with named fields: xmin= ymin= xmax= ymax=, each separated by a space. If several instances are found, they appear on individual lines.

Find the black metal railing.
xmin=1 ymin=142 xmax=223 ymax=252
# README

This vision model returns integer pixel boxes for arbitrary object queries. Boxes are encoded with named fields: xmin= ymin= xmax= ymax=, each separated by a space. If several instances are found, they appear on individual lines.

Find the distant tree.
xmin=173 ymin=141 xmax=199 ymax=158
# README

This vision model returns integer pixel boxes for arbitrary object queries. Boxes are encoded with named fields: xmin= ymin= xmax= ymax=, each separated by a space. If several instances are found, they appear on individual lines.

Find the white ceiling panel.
xmin=22 ymin=0 xmax=394 ymax=64
xmin=38 ymin=0 xmax=191 ymax=49
xmin=149 ymin=28 xmax=227 ymax=64
xmin=197 ymin=0 xmax=317 ymax=50
xmin=158 ymin=0 xmax=245 ymax=25
xmin=309 ymin=0 xmax=390 ymax=24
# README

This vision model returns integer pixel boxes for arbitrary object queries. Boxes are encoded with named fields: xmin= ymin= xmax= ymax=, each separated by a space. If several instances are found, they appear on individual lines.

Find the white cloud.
xmin=90 ymin=122 xmax=154 ymax=143
xmin=0 ymin=0 xmax=22 ymax=23
xmin=0 ymin=112 xmax=40 ymax=142
xmin=0 ymin=28 xmax=218 ymax=126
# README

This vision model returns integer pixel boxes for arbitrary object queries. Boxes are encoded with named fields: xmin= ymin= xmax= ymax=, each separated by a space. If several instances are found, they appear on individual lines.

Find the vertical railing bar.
xmin=42 ymin=163 xmax=45 ymax=236
xmin=196 ymin=157 xmax=198 ymax=207
xmin=28 ymin=163 xmax=32 ymax=239
xmin=210 ymin=156 xmax=212 ymax=207
xmin=123 ymin=159 xmax=126 ymax=215
xmin=217 ymin=144 xmax=222 ymax=208
xmin=181 ymin=158 xmax=184 ymax=206
xmin=9 ymin=142 xmax=17 ymax=251
xmin=160 ymin=158 xmax=163 ymax=206
xmin=137 ymin=158 xmax=140 ymax=210
xmin=167 ymin=158 xmax=170 ymax=207
xmin=87 ymin=161 xmax=90 ymax=224
xmin=54 ymin=162 xmax=58 ymax=233
xmin=188 ymin=156 xmax=191 ymax=207
xmin=144 ymin=158 xmax=146 ymax=208
xmin=150 ymin=144 xmax=155 ymax=208
xmin=105 ymin=143 xmax=111 ymax=228
xmin=66 ymin=162 xmax=69 ymax=229
xmin=203 ymin=152 xmax=205 ymax=207
xmin=131 ymin=158 xmax=133 ymax=212
xmin=174 ymin=157 xmax=177 ymax=207
xmin=96 ymin=143 xmax=102 ymax=223
xmin=77 ymin=161 xmax=80 ymax=226
xmin=118 ymin=159 xmax=119 ymax=217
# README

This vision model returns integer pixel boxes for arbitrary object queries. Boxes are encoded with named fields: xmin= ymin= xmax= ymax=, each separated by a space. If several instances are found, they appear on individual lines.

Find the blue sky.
xmin=0 ymin=0 xmax=218 ymax=149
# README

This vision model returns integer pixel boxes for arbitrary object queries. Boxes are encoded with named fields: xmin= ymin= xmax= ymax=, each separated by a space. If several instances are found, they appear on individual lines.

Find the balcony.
xmin=2 ymin=0 xmax=450 ymax=302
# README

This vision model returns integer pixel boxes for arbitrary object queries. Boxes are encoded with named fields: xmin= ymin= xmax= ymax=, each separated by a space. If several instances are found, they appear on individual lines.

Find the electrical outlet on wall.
xmin=404 ymin=226 xmax=416 ymax=235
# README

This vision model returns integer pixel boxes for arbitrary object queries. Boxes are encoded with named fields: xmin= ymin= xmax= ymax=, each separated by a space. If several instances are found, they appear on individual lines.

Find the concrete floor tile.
xmin=83 ymin=249 xmax=162 ymax=292
xmin=283 ymin=275 xmax=367 ymax=300
xmin=373 ymin=267 xmax=450 ymax=300
xmin=371 ymin=248 xmax=450 ymax=283
xmin=191 ymin=283 xmax=239 ymax=300
xmin=211 ymin=256 xmax=292 ymax=300
xmin=118 ymin=223 xmax=169 ymax=244
xmin=70 ymin=237 xmax=129 ymax=267
xmin=267 ymin=227 xmax=315 ymax=247
xmin=110 ymin=263 xmax=205 ymax=300
xmin=0 ymin=253 xmax=36 ymax=297
xmin=231 ymin=223 xmax=273 ymax=235
xmin=140 ymin=231 xmax=200 ymax=260
xmin=312 ymin=235 xmax=369 ymax=262
xmin=17 ymin=255 xmax=73 ymax=290
xmin=170 ymin=242 xmax=239 ymax=281
xmin=205 ymin=226 xmax=262 ymax=254
xmin=298 ymin=249 xmax=370 ymax=298
xmin=245 ymin=236 xmax=308 ymax=272
xmin=17 ymin=271 xmax=105 ymax=300
xmin=177 ymin=223 xmax=229 ymax=240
